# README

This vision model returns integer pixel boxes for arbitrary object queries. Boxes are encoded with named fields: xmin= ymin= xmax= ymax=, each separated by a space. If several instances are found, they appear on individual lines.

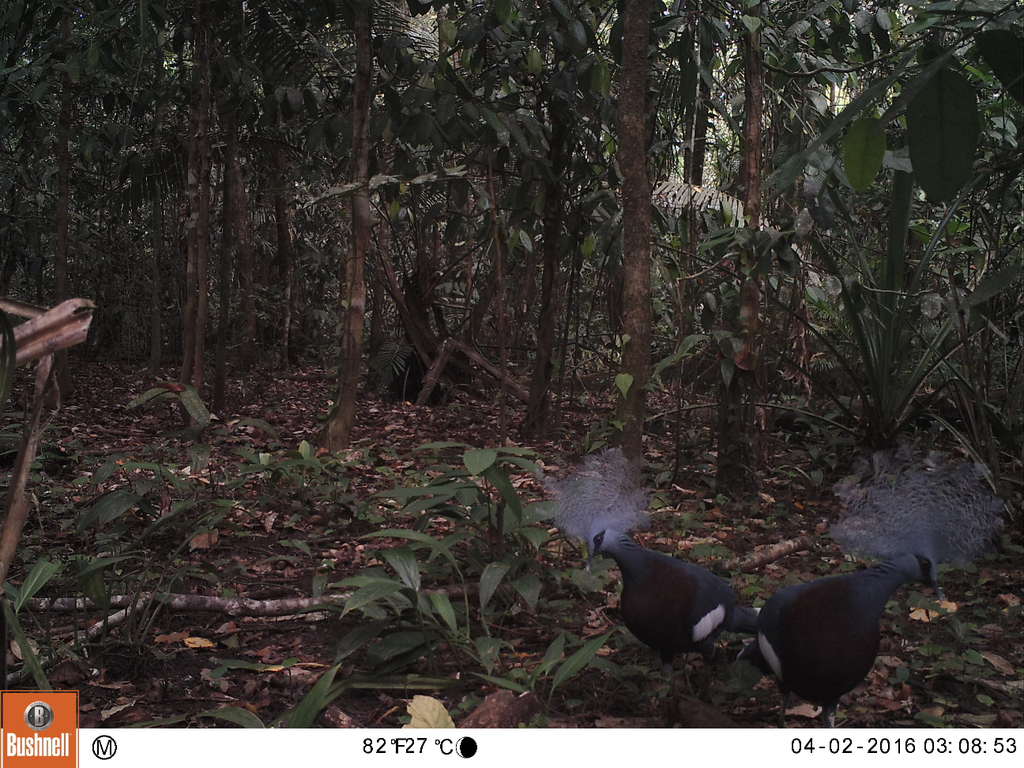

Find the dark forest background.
xmin=0 ymin=0 xmax=1020 ymax=728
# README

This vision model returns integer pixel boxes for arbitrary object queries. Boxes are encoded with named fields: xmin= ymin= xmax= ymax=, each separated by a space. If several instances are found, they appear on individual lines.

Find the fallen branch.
xmin=715 ymin=536 xmax=811 ymax=574
xmin=416 ymin=337 xmax=456 ymax=406
xmin=26 ymin=583 xmax=477 ymax=622
xmin=7 ymin=298 xmax=95 ymax=367
xmin=447 ymin=338 xmax=530 ymax=402
xmin=29 ymin=592 xmax=345 ymax=618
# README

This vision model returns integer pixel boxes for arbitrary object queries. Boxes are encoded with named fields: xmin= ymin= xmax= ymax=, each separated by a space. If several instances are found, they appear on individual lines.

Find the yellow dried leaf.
xmin=910 ymin=607 xmax=937 ymax=622
xmin=184 ymin=636 xmax=215 ymax=649
xmin=404 ymin=695 xmax=455 ymax=729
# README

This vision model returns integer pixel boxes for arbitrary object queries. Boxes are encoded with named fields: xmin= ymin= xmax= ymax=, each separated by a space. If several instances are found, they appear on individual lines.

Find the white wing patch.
xmin=758 ymin=631 xmax=783 ymax=680
xmin=691 ymin=604 xmax=727 ymax=644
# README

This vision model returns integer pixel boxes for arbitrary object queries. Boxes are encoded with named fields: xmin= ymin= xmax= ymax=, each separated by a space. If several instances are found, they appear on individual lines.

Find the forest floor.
xmin=2 ymin=362 xmax=1021 ymax=729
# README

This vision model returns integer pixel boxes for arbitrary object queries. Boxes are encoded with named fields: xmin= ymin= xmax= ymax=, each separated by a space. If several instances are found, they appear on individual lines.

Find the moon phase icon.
xmin=455 ymin=737 xmax=477 ymax=758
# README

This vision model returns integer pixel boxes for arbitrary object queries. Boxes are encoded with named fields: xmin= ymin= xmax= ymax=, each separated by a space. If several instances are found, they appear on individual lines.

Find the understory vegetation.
xmin=1 ymin=365 xmax=1019 ymax=727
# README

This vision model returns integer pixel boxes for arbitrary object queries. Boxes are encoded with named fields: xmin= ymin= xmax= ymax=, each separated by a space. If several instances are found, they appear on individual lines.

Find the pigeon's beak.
xmin=585 ymin=554 xmax=594 ymax=572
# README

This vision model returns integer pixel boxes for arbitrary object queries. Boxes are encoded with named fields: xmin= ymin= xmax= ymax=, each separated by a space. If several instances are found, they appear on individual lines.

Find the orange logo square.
xmin=0 ymin=691 xmax=78 ymax=768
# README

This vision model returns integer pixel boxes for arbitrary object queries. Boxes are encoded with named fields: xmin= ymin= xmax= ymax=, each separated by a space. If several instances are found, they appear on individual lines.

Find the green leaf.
xmin=551 ymin=633 xmax=610 ymax=692
xmin=770 ymin=49 xmax=944 ymax=195
xmin=342 ymin=580 xmax=405 ymax=616
xmin=439 ymin=19 xmax=457 ymax=48
xmin=475 ymin=636 xmax=504 ymax=675
xmin=518 ymin=526 xmax=548 ymax=550
xmin=494 ymin=0 xmax=512 ymax=25
xmin=429 ymin=593 xmax=459 ymax=633
xmin=568 ymin=20 xmax=588 ymax=51
xmin=964 ymin=648 xmax=985 ymax=666
xmin=478 ymin=107 xmax=506 ymax=135
xmin=958 ymin=266 xmax=1023 ymax=310
xmin=843 ymin=116 xmax=886 ymax=191
xmin=527 ymin=47 xmax=543 ymax=76
xmin=405 ymin=695 xmax=455 ymax=728
xmin=205 ymin=706 xmax=266 ymax=728
xmin=906 ymin=69 xmax=979 ymax=202
xmin=396 ymin=492 xmax=461 ymax=517
xmin=13 ymin=558 xmax=63 ymax=613
xmin=539 ymin=634 xmax=566 ymax=675
xmin=283 ymin=663 xmax=341 ymax=727
xmin=472 ymin=673 xmax=529 ymax=694
xmin=365 ymin=529 xmax=464 ymax=573
xmin=74 ymin=556 xmax=127 ymax=612
xmin=415 ymin=441 xmax=471 ymax=451
xmin=741 ymin=15 xmax=761 ymax=34
xmin=365 ymin=631 xmax=430 ymax=669
xmin=209 ymin=659 xmax=298 ymax=676
xmin=77 ymin=489 xmax=142 ymax=533
xmin=3 ymin=601 xmax=49 ymax=689
xmin=281 ymin=539 xmax=311 ymax=556
xmin=479 ymin=562 xmax=511 ymax=609
xmin=915 ymin=711 xmax=947 ymax=727
xmin=614 ymin=373 xmax=633 ymax=399
xmin=512 ymin=573 xmax=540 ymax=612
xmin=178 ymin=384 xmax=213 ymax=429
xmin=591 ymin=56 xmax=611 ymax=98
xmin=719 ymin=357 xmax=735 ymax=389
xmin=382 ymin=547 xmax=421 ymax=592
xmin=66 ymin=53 xmax=80 ymax=84
xmin=334 ymin=619 xmax=392 ymax=661
xmin=550 ymin=0 xmax=572 ymax=21
xmin=482 ymin=465 xmax=523 ymax=522
xmin=377 ymin=480 xmax=468 ymax=500
xmin=976 ymin=30 xmax=1024 ymax=104
xmin=463 ymin=448 xmax=497 ymax=475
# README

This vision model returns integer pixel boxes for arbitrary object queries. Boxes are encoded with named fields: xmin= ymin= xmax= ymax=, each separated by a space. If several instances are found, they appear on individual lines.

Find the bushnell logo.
xmin=23 ymin=702 xmax=54 ymax=732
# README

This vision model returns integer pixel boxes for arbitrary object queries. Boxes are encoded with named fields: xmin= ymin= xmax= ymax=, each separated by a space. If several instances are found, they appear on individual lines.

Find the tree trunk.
xmin=715 ymin=1 xmax=763 ymax=495
xmin=616 ymin=0 xmax=653 ymax=462
xmin=237 ymin=201 xmax=258 ymax=372
xmin=486 ymin=151 xmax=509 ymax=444
xmin=324 ymin=5 xmax=372 ymax=450
xmin=181 ymin=0 xmax=212 ymax=391
xmin=148 ymin=207 xmax=163 ymax=375
xmin=148 ymin=33 xmax=167 ymax=375
xmin=522 ymin=109 xmax=566 ymax=439
xmin=214 ymin=108 xmax=243 ymax=412
xmin=229 ymin=5 xmax=257 ymax=374
xmin=367 ymin=200 xmax=389 ymax=366
xmin=53 ymin=12 xmax=73 ymax=399
xmin=227 ymin=115 xmax=256 ymax=373
xmin=273 ymin=144 xmax=295 ymax=369
xmin=690 ymin=12 xmax=714 ymax=187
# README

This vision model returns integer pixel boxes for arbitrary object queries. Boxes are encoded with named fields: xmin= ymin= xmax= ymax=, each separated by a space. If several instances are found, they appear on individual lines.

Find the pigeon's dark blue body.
xmin=594 ymin=531 xmax=758 ymax=667
xmin=742 ymin=553 xmax=937 ymax=727
xmin=548 ymin=449 xmax=757 ymax=672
